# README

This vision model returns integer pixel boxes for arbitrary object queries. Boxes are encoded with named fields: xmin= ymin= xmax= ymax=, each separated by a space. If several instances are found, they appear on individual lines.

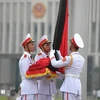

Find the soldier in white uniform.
xmin=50 ymin=33 xmax=85 ymax=100
xmin=35 ymin=35 xmax=57 ymax=100
xmin=18 ymin=33 xmax=38 ymax=100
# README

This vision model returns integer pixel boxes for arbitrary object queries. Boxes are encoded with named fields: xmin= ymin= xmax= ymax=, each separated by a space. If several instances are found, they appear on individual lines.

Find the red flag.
xmin=53 ymin=0 xmax=69 ymax=57
xmin=52 ymin=0 xmax=69 ymax=73
xmin=60 ymin=0 xmax=68 ymax=57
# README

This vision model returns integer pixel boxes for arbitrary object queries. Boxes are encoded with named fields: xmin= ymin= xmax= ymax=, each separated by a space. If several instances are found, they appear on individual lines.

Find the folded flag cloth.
xmin=28 ymin=58 xmax=50 ymax=70
xmin=58 ymin=68 xmax=65 ymax=74
xmin=26 ymin=58 xmax=57 ymax=78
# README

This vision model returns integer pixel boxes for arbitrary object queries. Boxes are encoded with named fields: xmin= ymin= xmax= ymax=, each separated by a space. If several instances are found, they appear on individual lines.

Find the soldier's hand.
xmin=49 ymin=49 xmax=55 ymax=59
xmin=56 ymin=50 xmax=63 ymax=60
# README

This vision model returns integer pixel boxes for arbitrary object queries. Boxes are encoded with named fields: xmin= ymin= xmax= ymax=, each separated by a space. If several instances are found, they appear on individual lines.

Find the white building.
xmin=0 ymin=0 xmax=60 ymax=54
xmin=0 ymin=0 xmax=63 ymax=95
xmin=1 ymin=0 xmax=100 ymax=99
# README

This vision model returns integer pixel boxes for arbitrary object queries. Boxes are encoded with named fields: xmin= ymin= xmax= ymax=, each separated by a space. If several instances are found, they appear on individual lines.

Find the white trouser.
xmin=20 ymin=94 xmax=38 ymax=100
xmin=63 ymin=92 xmax=81 ymax=100
xmin=38 ymin=94 xmax=53 ymax=100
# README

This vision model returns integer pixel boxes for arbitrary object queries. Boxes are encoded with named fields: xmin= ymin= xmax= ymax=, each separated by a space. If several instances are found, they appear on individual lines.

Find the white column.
xmin=69 ymin=0 xmax=89 ymax=99
xmin=37 ymin=22 xmax=41 ymax=52
xmin=44 ymin=0 xmax=48 ymax=36
xmin=95 ymin=0 xmax=100 ymax=67
xmin=2 ymin=2 xmax=6 ymax=53
xmin=51 ymin=1 xmax=55 ymax=42
xmin=88 ymin=0 xmax=92 ymax=54
xmin=30 ymin=2 xmax=34 ymax=39
xmin=30 ymin=22 xmax=34 ymax=39
xmin=15 ymin=2 xmax=20 ymax=53
xmin=44 ymin=19 xmax=48 ymax=36
xmin=92 ymin=0 xmax=96 ymax=22
xmin=23 ymin=1 xmax=27 ymax=37
xmin=9 ymin=1 xmax=13 ymax=53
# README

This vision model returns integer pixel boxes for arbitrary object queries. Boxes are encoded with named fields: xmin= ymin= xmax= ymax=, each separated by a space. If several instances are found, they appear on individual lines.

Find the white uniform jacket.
xmin=19 ymin=51 xmax=38 ymax=95
xmin=35 ymin=51 xmax=57 ymax=95
xmin=51 ymin=52 xmax=85 ymax=95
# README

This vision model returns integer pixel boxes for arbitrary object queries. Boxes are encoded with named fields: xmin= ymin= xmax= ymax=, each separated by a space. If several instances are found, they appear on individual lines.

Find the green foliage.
xmin=0 ymin=96 xmax=8 ymax=100
xmin=55 ymin=97 xmax=62 ymax=100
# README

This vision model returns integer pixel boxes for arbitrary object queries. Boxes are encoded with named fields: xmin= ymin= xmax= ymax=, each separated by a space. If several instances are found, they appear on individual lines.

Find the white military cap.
xmin=38 ymin=35 xmax=51 ymax=48
xmin=70 ymin=33 xmax=84 ymax=48
xmin=21 ymin=33 xmax=35 ymax=47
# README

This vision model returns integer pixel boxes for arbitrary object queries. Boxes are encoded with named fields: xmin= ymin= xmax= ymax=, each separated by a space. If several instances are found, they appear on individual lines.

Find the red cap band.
xmin=38 ymin=39 xmax=48 ymax=48
xmin=71 ymin=38 xmax=79 ymax=48
xmin=22 ymin=37 xmax=32 ymax=47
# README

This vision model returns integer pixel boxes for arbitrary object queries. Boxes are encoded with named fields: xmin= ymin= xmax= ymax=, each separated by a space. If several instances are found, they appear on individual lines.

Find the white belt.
xmin=65 ymin=74 xmax=80 ymax=78
xmin=21 ymin=77 xmax=32 ymax=80
xmin=22 ymin=77 xmax=37 ymax=84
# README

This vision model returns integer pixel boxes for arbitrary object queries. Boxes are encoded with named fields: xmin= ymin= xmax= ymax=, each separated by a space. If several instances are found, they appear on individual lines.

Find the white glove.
xmin=56 ymin=50 xmax=63 ymax=59
xmin=49 ymin=50 xmax=55 ymax=59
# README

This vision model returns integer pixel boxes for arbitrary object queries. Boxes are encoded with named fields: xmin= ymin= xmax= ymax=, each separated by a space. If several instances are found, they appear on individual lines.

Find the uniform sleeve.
xmin=51 ymin=56 xmax=71 ymax=68
xmin=19 ymin=58 xmax=30 ymax=78
xmin=56 ymin=50 xmax=63 ymax=60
